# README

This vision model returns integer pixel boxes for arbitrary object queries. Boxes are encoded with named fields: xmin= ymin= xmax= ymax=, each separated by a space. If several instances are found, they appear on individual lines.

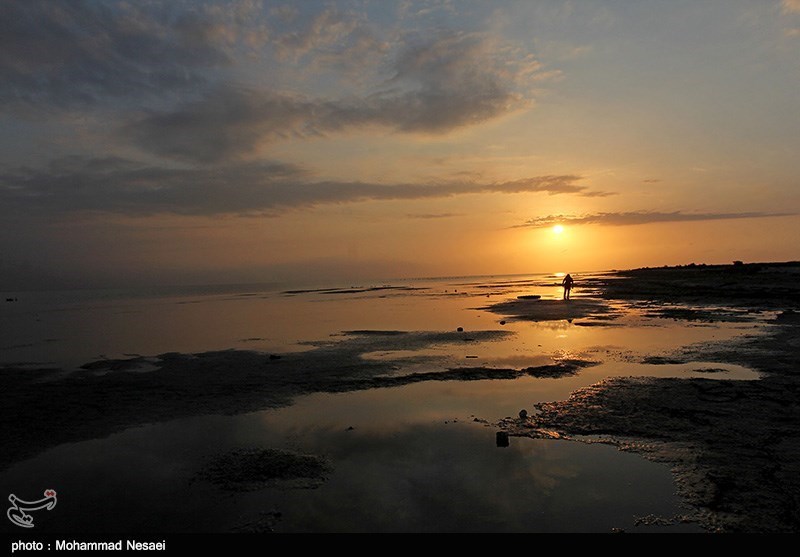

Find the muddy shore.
xmin=498 ymin=261 xmax=800 ymax=532
xmin=3 ymin=261 xmax=799 ymax=532
xmin=0 ymin=328 xmax=597 ymax=471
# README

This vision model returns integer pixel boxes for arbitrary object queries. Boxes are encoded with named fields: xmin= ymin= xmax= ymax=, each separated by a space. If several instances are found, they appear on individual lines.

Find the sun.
xmin=552 ymin=224 xmax=565 ymax=235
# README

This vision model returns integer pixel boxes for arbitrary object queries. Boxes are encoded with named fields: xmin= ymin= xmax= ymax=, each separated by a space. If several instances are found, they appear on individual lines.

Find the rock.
xmin=499 ymin=320 xmax=506 ymax=325
xmin=456 ymin=327 xmax=464 ymax=332
xmin=519 ymin=409 xmax=528 ymax=420
xmin=496 ymin=431 xmax=509 ymax=447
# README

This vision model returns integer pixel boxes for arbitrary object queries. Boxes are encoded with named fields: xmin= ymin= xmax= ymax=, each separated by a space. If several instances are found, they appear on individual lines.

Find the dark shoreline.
xmin=499 ymin=261 xmax=800 ymax=532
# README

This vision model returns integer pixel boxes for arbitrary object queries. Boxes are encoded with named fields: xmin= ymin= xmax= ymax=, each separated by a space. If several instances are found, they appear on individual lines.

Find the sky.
xmin=1 ymin=0 xmax=798 ymax=289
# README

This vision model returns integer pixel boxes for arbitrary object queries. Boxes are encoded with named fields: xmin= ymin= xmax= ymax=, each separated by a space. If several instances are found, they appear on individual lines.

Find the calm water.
xmin=1 ymin=273 xmax=763 ymax=532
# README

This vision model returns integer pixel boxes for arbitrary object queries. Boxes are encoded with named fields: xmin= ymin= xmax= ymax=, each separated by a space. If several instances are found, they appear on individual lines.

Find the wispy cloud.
xmin=2 ymin=1 xmax=548 ymax=160
xmin=782 ymin=0 xmax=800 ymax=14
xmin=125 ymin=88 xmax=314 ymax=164
xmin=0 ymin=1 xmax=252 ymax=109
xmin=514 ymin=211 xmax=794 ymax=228
xmin=0 ymin=157 xmax=598 ymax=217
xmin=781 ymin=0 xmax=800 ymax=36
xmin=126 ymin=30 xmax=545 ymax=163
xmin=271 ymin=7 xmax=389 ymax=74
xmin=405 ymin=213 xmax=464 ymax=219
xmin=0 ymin=156 xmax=591 ymax=215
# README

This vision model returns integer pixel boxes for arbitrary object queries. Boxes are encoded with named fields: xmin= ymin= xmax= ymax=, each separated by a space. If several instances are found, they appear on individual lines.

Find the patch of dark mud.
xmin=594 ymin=261 xmax=800 ymax=312
xmin=525 ymin=359 xmax=597 ymax=378
xmin=642 ymin=356 xmax=686 ymax=365
xmin=340 ymin=360 xmax=598 ymax=390
xmin=658 ymin=312 xmax=800 ymax=378
xmin=648 ymin=308 xmax=717 ymax=322
xmin=482 ymin=298 xmax=617 ymax=323
xmin=507 ymin=375 xmax=800 ymax=532
xmin=196 ymin=448 xmax=331 ymax=492
xmin=0 ymin=329 xmax=518 ymax=470
xmin=776 ymin=309 xmax=800 ymax=324
xmin=644 ymin=307 xmax=753 ymax=323
xmin=635 ymin=308 xmax=798 ymax=379
xmin=283 ymin=285 xmax=426 ymax=295
xmin=342 ymin=330 xmax=408 ymax=336
xmin=634 ymin=514 xmax=696 ymax=528
xmin=498 ymin=301 xmax=800 ymax=532
xmin=80 ymin=357 xmax=154 ymax=373
xmin=583 ymin=314 xmax=618 ymax=320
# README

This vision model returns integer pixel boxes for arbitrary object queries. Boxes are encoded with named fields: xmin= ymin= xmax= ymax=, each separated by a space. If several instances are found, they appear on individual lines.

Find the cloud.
xmin=0 ymin=156 xmax=594 ymax=217
xmin=479 ymin=176 xmax=610 ymax=197
xmin=379 ymin=31 xmax=531 ymax=129
xmin=782 ymin=0 xmax=800 ymax=14
xmin=515 ymin=211 xmax=794 ymax=228
xmin=0 ymin=1 xmax=252 ymax=109
xmin=272 ymin=7 xmax=389 ymax=73
xmin=405 ymin=213 xmax=464 ymax=219
xmin=125 ymin=88 xmax=314 ymax=164
xmin=273 ymin=9 xmax=357 ymax=59
xmin=2 ymin=3 xmax=549 ymax=164
xmin=127 ymin=31 xmax=538 ymax=163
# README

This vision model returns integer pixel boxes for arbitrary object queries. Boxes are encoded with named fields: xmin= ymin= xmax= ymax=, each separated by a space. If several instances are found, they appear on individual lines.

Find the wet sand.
xmin=498 ymin=262 xmax=800 ymax=532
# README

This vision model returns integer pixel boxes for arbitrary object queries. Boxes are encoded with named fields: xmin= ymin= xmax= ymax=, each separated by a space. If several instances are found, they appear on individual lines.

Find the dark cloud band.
xmin=515 ymin=211 xmax=795 ymax=228
xmin=0 ymin=1 xmax=238 ymax=108
xmin=0 ymin=156 xmax=593 ymax=217
xmin=126 ymin=32 xmax=534 ymax=163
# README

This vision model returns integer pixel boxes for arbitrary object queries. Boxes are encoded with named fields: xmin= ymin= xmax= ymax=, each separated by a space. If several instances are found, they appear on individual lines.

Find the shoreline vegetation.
xmin=2 ymin=260 xmax=799 ymax=532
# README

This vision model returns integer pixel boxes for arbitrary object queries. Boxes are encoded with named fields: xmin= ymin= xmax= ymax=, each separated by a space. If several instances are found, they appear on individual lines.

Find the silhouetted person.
xmin=562 ymin=274 xmax=574 ymax=300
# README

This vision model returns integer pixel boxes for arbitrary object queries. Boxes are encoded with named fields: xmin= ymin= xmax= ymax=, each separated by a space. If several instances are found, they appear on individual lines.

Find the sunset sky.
xmin=1 ymin=0 xmax=798 ymax=289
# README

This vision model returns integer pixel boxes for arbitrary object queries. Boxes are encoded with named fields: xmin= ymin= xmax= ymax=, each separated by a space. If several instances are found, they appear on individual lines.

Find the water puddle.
xmin=0 ymin=382 xmax=700 ymax=533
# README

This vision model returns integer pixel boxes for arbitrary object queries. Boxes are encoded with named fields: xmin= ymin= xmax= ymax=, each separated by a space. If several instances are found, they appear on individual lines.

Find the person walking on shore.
xmin=562 ymin=273 xmax=574 ymax=300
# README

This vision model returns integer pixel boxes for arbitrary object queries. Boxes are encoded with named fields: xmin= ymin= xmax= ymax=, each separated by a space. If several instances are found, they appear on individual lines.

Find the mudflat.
xmin=2 ymin=261 xmax=798 ymax=532
xmin=498 ymin=262 xmax=800 ymax=532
